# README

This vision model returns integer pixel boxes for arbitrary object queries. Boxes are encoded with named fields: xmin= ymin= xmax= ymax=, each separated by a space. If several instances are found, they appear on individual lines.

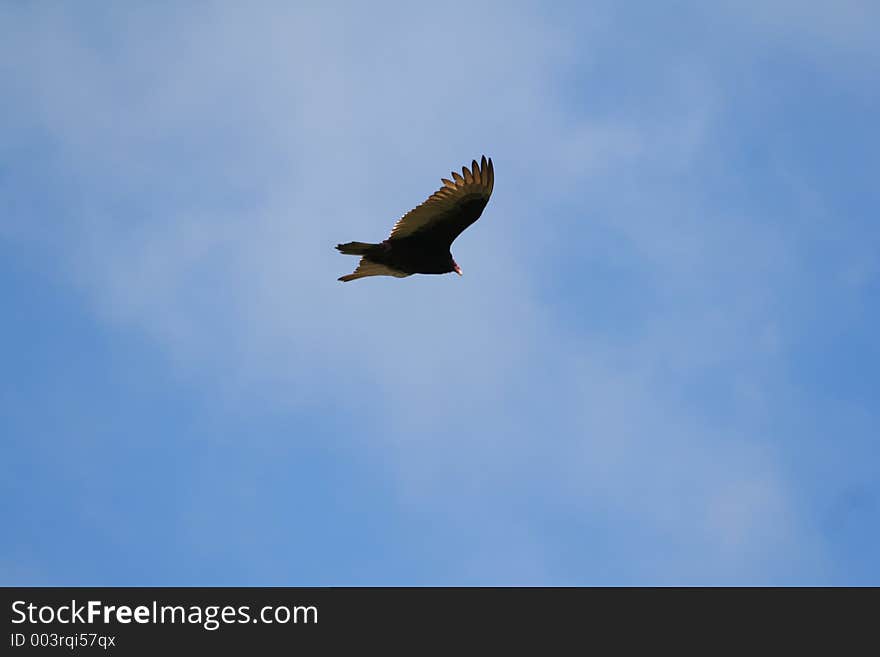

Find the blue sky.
xmin=2 ymin=2 xmax=878 ymax=585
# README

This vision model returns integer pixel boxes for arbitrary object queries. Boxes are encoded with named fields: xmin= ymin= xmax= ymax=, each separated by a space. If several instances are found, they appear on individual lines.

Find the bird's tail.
xmin=336 ymin=241 xmax=379 ymax=256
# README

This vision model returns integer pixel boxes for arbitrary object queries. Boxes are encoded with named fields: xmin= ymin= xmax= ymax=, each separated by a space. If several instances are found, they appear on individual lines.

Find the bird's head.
xmin=451 ymin=259 xmax=463 ymax=276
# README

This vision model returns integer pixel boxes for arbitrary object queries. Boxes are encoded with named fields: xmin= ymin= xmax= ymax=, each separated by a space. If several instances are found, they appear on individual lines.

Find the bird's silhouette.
xmin=336 ymin=156 xmax=494 ymax=282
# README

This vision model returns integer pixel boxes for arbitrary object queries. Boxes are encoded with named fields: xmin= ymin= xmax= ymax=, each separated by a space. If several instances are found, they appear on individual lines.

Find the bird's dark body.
xmin=371 ymin=238 xmax=456 ymax=275
xmin=336 ymin=157 xmax=494 ymax=282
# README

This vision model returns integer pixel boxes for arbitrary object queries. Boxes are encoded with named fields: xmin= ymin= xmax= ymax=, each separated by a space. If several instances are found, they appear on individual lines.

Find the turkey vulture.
xmin=336 ymin=155 xmax=494 ymax=282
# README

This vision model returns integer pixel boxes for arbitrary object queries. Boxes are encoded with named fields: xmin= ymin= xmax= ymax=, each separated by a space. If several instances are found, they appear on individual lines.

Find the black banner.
xmin=1 ymin=587 xmax=872 ymax=652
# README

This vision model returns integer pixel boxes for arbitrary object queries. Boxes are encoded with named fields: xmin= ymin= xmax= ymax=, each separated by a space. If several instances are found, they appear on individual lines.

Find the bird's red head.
xmin=452 ymin=261 xmax=463 ymax=276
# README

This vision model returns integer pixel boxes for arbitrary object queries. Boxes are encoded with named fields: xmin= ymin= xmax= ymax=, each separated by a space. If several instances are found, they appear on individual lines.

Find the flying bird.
xmin=336 ymin=155 xmax=494 ymax=282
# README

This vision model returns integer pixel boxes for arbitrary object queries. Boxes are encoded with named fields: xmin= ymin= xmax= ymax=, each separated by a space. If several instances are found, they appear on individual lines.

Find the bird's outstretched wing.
xmin=338 ymin=258 xmax=410 ymax=282
xmin=388 ymin=156 xmax=494 ymax=246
